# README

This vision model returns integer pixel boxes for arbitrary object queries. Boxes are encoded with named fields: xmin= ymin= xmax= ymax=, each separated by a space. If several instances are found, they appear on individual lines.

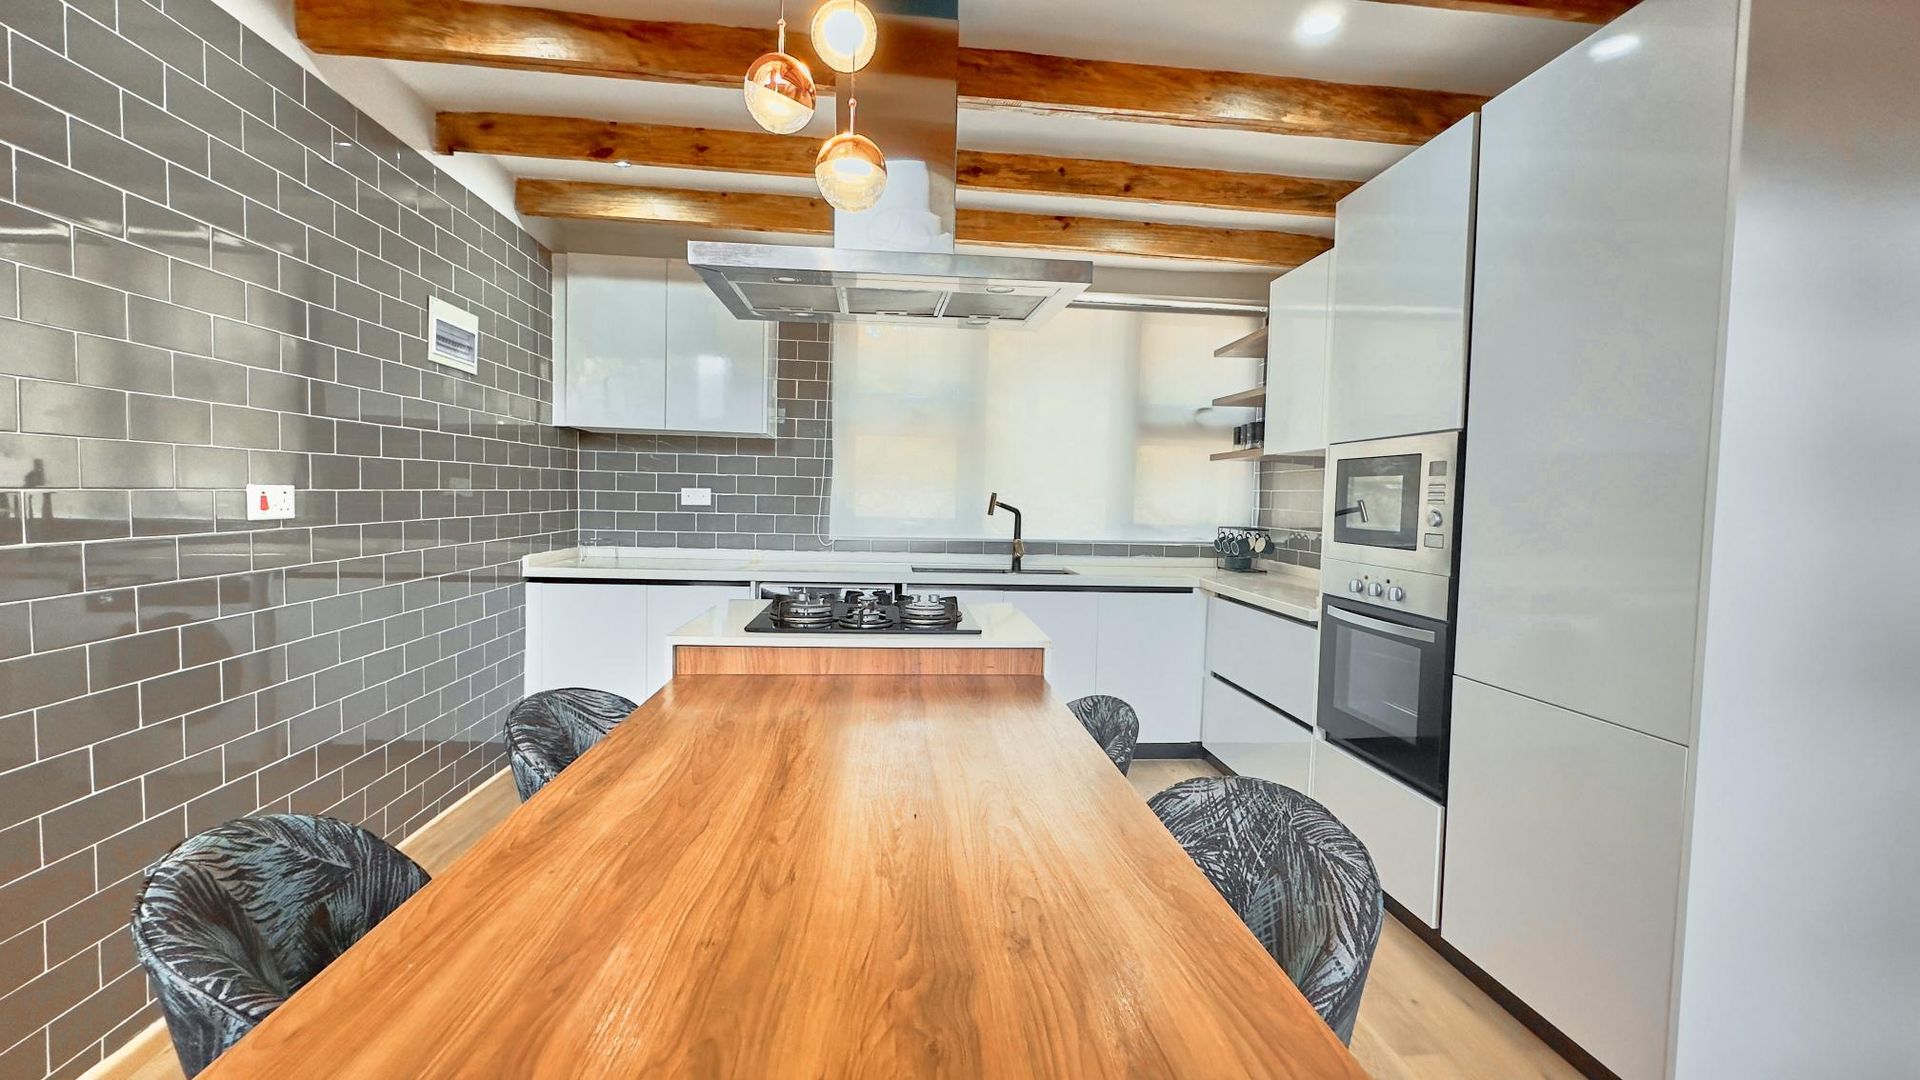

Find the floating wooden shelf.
xmin=1211 ymin=386 xmax=1266 ymax=408
xmin=1209 ymin=447 xmax=1267 ymax=462
xmin=1211 ymin=326 xmax=1269 ymax=358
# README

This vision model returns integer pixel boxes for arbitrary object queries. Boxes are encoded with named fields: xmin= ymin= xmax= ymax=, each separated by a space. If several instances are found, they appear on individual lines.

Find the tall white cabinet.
xmin=553 ymin=255 xmax=774 ymax=436
xmin=1326 ymin=115 xmax=1477 ymax=445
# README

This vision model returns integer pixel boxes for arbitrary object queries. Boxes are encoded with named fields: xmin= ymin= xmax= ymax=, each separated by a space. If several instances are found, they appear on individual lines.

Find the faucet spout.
xmin=987 ymin=492 xmax=1025 ymax=573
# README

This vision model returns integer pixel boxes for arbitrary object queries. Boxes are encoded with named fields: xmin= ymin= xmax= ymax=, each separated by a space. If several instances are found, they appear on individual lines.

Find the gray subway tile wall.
xmin=0 ymin=2 xmax=573 ymax=1076
xmin=1255 ymin=456 xmax=1325 ymax=570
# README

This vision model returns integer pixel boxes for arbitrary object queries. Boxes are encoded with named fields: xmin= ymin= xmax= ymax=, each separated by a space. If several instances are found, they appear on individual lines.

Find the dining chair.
xmin=1065 ymin=694 xmax=1140 ymax=774
xmin=129 ymin=814 xmax=430 ymax=1077
xmin=505 ymin=687 xmax=639 ymax=800
xmin=1148 ymin=776 xmax=1383 ymax=1044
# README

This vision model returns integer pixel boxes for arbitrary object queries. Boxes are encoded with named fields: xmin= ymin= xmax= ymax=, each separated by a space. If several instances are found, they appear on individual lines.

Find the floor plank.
xmin=96 ymin=760 xmax=1581 ymax=1080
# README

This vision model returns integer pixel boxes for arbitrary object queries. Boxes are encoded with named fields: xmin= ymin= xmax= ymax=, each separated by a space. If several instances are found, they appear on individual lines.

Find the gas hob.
xmin=743 ymin=589 xmax=983 ymax=636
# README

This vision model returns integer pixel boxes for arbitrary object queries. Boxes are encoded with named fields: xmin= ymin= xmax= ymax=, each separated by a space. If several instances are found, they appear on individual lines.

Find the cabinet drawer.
xmin=1310 ymin=738 xmax=1445 ymax=927
xmin=1202 ymin=675 xmax=1311 ymax=792
xmin=1205 ymin=597 xmax=1317 ymax=723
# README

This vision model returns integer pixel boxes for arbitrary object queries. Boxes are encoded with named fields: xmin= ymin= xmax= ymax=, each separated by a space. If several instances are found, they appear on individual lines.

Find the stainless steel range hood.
xmin=688 ymin=0 xmax=1092 ymax=328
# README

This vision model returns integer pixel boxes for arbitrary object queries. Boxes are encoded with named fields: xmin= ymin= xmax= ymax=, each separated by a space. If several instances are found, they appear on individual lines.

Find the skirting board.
xmin=78 ymin=768 xmax=519 ymax=1080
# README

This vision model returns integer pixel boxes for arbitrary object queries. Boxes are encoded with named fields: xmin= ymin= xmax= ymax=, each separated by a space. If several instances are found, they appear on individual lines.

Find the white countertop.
xmin=523 ymin=548 xmax=1322 ymax=624
xmin=666 ymin=600 xmax=1051 ymax=650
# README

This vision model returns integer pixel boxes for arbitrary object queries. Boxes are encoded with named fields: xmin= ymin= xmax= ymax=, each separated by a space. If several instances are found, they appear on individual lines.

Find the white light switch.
xmin=246 ymin=484 xmax=296 ymax=520
xmin=679 ymin=487 xmax=713 ymax=507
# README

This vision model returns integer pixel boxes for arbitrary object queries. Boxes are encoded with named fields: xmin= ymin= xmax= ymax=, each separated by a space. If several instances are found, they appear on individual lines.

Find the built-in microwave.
xmin=1323 ymin=431 xmax=1461 ymax=579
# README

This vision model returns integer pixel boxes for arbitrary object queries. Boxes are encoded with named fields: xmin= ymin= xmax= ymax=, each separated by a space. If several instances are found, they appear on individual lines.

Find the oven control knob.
xmin=1367 ymin=582 xmax=1384 ymax=598
xmin=1388 ymin=586 xmax=1407 ymax=602
xmin=1428 ymin=509 xmax=1444 ymax=527
xmin=1347 ymin=578 xmax=1365 ymax=594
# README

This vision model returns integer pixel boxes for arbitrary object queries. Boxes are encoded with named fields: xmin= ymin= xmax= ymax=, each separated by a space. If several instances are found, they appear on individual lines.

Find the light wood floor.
xmin=98 ymin=761 xmax=1579 ymax=1080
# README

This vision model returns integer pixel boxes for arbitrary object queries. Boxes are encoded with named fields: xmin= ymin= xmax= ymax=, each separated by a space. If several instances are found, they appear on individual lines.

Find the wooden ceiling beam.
xmin=514 ymin=180 xmax=1333 ymax=269
xmin=1363 ymin=0 xmax=1638 ymax=24
xmin=438 ymin=112 xmax=1360 ymax=217
xmin=298 ymin=0 xmax=1484 ymax=145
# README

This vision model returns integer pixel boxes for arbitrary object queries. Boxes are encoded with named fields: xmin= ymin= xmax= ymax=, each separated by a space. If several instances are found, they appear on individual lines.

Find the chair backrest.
xmin=504 ymin=687 xmax=639 ymax=800
xmin=1065 ymin=694 xmax=1140 ymax=774
xmin=129 ymin=814 xmax=429 ymax=1076
xmin=1148 ymin=777 xmax=1383 ymax=1044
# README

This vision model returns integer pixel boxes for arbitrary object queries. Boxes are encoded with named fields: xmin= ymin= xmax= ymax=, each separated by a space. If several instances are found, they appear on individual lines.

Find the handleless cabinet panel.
xmin=1096 ymin=591 xmax=1206 ymax=743
xmin=526 ymin=583 xmax=650 ymax=705
xmin=1006 ymin=589 xmax=1099 ymax=703
xmin=664 ymin=261 xmax=774 ymax=437
xmin=1443 ymin=677 xmax=1689 ymax=1080
xmin=646 ymin=584 xmax=753 ymax=695
xmin=1202 ymin=674 xmax=1312 ymax=791
xmin=1264 ymin=252 xmax=1333 ymax=455
xmin=555 ymin=255 xmax=668 ymax=432
xmin=1326 ymin=116 xmax=1476 ymax=445
xmin=1205 ymin=596 xmax=1318 ymax=725
xmin=1309 ymin=737 xmax=1444 ymax=927
xmin=1454 ymin=1 xmax=1738 ymax=745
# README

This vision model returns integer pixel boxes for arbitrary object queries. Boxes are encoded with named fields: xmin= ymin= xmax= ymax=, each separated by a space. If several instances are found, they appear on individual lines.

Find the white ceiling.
xmin=382 ymin=0 xmax=1598 ymax=288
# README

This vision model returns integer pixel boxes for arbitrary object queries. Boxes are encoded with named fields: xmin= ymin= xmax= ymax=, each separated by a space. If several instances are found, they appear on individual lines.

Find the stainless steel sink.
xmin=909 ymin=566 xmax=1077 ymax=576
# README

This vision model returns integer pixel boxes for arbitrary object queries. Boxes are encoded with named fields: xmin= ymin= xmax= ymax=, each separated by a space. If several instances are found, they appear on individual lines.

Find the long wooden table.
xmin=201 ymin=675 xmax=1369 ymax=1078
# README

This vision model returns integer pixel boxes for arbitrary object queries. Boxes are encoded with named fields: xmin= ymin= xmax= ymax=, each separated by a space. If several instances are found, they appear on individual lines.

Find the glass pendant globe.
xmin=815 ymin=131 xmax=888 ymax=212
xmin=810 ymin=0 xmax=877 ymax=73
xmin=743 ymin=51 xmax=817 ymax=135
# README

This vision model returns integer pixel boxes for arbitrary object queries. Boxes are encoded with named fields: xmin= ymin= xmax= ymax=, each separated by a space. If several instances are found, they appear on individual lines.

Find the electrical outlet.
xmin=246 ymin=484 xmax=296 ymax=521
xmin=679 ymin=487 xmax=713 ymax=508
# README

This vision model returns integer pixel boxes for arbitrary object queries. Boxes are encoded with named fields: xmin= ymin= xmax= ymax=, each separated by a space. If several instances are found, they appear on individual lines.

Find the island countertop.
xmin=197 ymin=675 xmax=1369 ymax=1079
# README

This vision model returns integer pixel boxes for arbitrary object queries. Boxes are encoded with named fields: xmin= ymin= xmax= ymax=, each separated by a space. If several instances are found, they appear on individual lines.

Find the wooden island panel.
xmin=672 ymin=644 xmax=1046 ymax=676
xmin=198 ymin=675 xmax=1368 ymax=1079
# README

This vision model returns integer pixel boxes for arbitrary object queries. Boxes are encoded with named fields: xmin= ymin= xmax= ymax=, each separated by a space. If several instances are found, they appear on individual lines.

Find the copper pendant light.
xmin=743 ymin=2 xmax=816 ymax=135
xmin=815 ymin=77 xmax=887 ymax=212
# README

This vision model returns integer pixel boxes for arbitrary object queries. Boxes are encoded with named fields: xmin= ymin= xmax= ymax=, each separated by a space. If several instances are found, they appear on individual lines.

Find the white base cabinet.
xmin=1442 ymin=677 xmax=1688 ymax=1080
xmin=1310 ymin=738 xmax=1445 ymax=928
xmin=1203 ymin=596 xmax=1318 ymax=724
xmin=526 ymin=582 xmax=751 ymax=704
xmin=1201 ymin=675 xmax=1311 ymax=792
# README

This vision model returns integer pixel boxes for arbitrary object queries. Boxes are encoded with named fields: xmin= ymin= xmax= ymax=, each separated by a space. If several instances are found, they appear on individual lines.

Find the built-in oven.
xmin=1324 ymin=431 xmax=1460 ymax=579
xmin=1317 ymin=592 xmax=1453 ymax=802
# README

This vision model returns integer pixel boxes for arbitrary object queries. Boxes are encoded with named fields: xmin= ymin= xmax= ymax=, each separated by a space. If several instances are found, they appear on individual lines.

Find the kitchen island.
xmin=665 ymin=599 xmax=1051 ymax=676
xmin=197 ymin=674 xmax=1368 ymax=1079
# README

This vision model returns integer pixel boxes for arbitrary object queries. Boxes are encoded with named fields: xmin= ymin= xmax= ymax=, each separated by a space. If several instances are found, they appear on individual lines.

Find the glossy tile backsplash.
xmin=0 ymin=3 xmax=573 ymax=1076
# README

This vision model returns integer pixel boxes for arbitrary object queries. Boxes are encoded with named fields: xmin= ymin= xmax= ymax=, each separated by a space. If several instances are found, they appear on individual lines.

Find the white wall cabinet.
xmin=1443 ymin=677 xmax=1689 ymax=1080
xmin=1203 ymin=596 xmax=1317 ymax=724
xmin=1094 ymin=591 xmax=1206 ymax=743
xmin=1310 ymin=737 xmax=1445 ymax=928
xmin=1326 ymin=115 xmax=1477 ymax=445
xmin=1452 ymin=0 xmax=1733 ymax=747
xmin=527 ymin=582 xmax=751 ymax=704
xmin=1263 ymin=251 xmax=1332 ymax=455
xmin=1201 ymin=675 xmax=1311 ymax=791
xmin=554 ymin=255 xmax=773 ymax=436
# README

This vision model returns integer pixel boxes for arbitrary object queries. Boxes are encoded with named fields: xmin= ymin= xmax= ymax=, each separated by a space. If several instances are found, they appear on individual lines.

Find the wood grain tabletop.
xmin=199 ymin=675 xmax=1368 ymax=1079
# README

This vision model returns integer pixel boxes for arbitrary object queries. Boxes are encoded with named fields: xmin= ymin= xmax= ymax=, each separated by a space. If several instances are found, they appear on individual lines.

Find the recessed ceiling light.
xmin=775 ymin=275 xmax=800 ymax=283
xmin=986 ymin=285 xmax=1014 ymax=294
xmin=1588 ymin=33 xmax=1641 ymax=62
xmin=1293 ymin=1 xmax=1345 ymax=46
xmin=614 ymin=159 xmax=633 ymax=168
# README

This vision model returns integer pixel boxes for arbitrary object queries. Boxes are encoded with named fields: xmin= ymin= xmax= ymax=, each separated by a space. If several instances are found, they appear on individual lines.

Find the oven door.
xmin=1316 ymin=597 xmax=1452 ymax=802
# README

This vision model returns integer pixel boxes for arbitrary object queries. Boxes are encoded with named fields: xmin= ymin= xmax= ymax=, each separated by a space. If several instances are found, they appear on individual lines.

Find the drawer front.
xmin=1205 ymin=597 xmax=1318 ymax=722
xmin=1309 ymin=738 xmax=1445 ymax=927
xmin=1202 ymin=675 xmax=1311 ymax=792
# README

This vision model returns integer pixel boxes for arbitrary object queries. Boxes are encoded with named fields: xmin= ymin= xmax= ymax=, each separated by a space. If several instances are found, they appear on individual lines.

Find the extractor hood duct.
xmin=688 ymin=0 xmax=1092 ymax=328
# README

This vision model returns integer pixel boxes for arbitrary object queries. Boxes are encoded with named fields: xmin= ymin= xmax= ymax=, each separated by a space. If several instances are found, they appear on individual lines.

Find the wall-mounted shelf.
xmin=1212 ymin=387 xmax=1267 ymax=408
xmin=1209 ymin=447 xmax=1268 ymax=462
xmin=1212 ymin=326 xmax=1269 ymax=358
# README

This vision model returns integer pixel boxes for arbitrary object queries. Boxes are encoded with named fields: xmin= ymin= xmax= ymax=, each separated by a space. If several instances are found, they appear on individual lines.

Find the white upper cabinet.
xmin=554 ymin=255 xmax=773 ymax=436
xmin=1262 ymin=251 xmax=1332 ymax=455
xmin=1326 ymin=115 xmax=1477 ymax=445
xmin=555 ymin=254 xmax=668 ymax=432
xmin=1454 ymin=0 xmax=1738 ymax=745
xmin=664 ymin=261 xmax=776 ymax=436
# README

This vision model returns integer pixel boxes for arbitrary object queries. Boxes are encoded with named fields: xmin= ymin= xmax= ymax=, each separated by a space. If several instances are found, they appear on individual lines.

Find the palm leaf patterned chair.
xmin=505 ymin=687 xmax=638 ymax=800
xmin=1065 ymin=694 xmax=1140 ymax=774
xmin=1148 ymin=777 xmax=1383 ymax=1044
xmin=129 ymin=814 xmax=430 ymax=1076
